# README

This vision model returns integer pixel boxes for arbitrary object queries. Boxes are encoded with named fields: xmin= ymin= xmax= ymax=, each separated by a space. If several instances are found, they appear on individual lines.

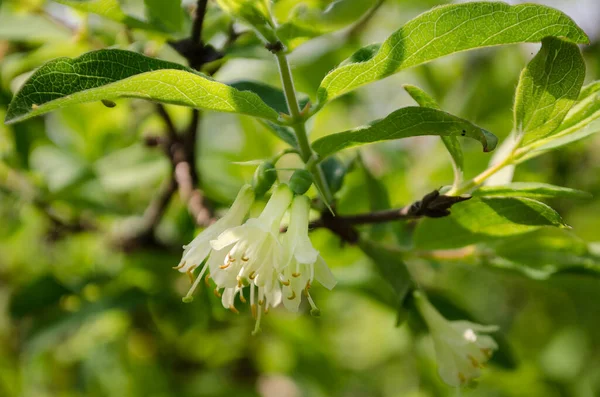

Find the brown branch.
xmin=308 ymin=190 xmax=471 ymax=244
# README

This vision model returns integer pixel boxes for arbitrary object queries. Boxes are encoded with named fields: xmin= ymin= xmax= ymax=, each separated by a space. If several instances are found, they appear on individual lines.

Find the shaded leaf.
xmin=54 ymin=0 xmax=156 ymax=31
xmin=317 ymin=2 xmax=588 ymax=105
xmin=414 ymin=197 xmax=567 ymax=250
xmin=312 ymin=107 xmax=497 ymax=158
xmin=404 ymin=84 xmax=463 ymax=187
xmin=229 ymin=80 xmax=309 ymax=114
xmin=5 ymin=49 xmax=280 ymax=124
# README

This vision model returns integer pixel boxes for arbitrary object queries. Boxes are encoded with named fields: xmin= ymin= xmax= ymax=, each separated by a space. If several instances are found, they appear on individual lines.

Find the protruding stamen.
xmin=183 ymin=263 xmax=209 ymax=302
xmin=187 ymin=269 xmax=195 ymax=284
xmin=458 ymin=372 xmax=466 ymax=384
xmin=213 ymin=288 xmax=222 ymax=298
xmin=204 ymin=274 xmax=211 ymax=287
xmin=281 ymin=279 xmax=290 ymax=286
xmin=292 ymin=272 xmax=301 ymax=278
xmin=237 ymin=277 xmax=243 ymax=288
xmin=249 ymin=271 xmax=256 ymax=280
xmin=173 ymin=261 xmax=186 ymax=270
xmin=241 ymin=255 xmax=249 ymax=262
xmin=219 ymin=263 xmax=230 ymax=270
xmin=306 ymin=291 xmax=320 ymax=317
xmin=251 ymin=304 xmax=257 ymax=319
xmin=227 ymin=254 xmax=235 ymax=263
xmin=239 ymin=293 xmax=247 ymax=304
xmin=258 ymin=299 xmax=264 ymax=306
xmin=287 ymin=290 xmax=296 ymax=300
xmin=229 ymin=305 xmax=239 ymax=314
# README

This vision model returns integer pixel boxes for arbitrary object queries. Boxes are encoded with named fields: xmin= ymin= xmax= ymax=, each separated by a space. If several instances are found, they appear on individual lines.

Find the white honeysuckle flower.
xmin=174 ymin=185 xmax=254 ymax=301
xmin=210 ymin=183 xmax=293 ymax=333
xmin=414 ymin=291 xmax=498 ymax=387
xmin=280 ymin=195 xmax=336 ymax=314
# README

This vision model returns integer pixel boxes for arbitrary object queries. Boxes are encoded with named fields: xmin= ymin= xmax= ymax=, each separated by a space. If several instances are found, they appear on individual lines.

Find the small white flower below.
xmin=414 ymin=291 xmax=498 ymax=387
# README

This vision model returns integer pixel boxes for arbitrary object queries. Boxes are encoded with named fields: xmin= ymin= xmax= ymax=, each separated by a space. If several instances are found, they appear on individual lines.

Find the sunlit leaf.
xmin=54 ymin=0 xmax=156 ymax=31
xmin=311 ymin=107 xmax=497 ymax=158
xmin=5 ymin=50 xmax=280 ymax=124
xmin=515 ymin=37 xmax=585 ymax=145
xmin=473 ymin=182 xmax=592 ymax=200
xmin=317 ymin=2 xmax=588 ymax=105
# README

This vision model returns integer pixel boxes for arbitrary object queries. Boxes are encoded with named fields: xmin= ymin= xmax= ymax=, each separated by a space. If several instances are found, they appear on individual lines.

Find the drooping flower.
xmin=280 ymin=195 xmax=336 ymax=314
xmin=174 ymin=185 xmax=254 ymax=300
xmin=414 ymin=291 xmax=498 ymax=387
xmin=210 ymin=183 xmax=293 ymax=333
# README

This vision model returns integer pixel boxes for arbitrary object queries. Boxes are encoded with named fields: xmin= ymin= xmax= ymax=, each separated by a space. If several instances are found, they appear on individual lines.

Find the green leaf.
xmin=515 ymin=37 xmax=585 ymax=145
xmin=473 ymin=182 xmax=592 ymax=200
xmin=489 ymin=229 xmax=600 ymax=279
xmin=215 ymin=0 xmax=277 ymax=43
xmin=359 ymin=239 xmax=413 ymax=325
xmin=4 ymin=49 xmax=280 ymax=125
xmin=54 ymin=0 xmax=156 ymax=31
xmin=0 ymin=12 xmax=71 ymax=43
xmin=414 ymin=197 xmax=567 ymax=250
xmin=144 ymin=0 xmax=184 ymax=32
xmin=311 ymin=106 xmax=497 ymax=158
xmin=276 ymin=0 xmax=377 ymax=50
xmin=404 ymin=84 xmax=464 ymax=187
xmin=317 ymin=2 xmax=588 ymax=105
xmin=229 ymin=80 xmax=309 ymax=114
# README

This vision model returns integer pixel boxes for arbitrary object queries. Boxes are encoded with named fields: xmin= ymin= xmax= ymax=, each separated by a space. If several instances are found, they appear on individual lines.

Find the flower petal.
xmin=314 ymin=256 xmax=336 ymax=290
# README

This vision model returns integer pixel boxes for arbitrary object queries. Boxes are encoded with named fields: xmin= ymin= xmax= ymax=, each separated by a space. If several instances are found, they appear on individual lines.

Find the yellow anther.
xmin=219 ymin=263 xmax=230 ymax=269
xmin=467 ymin=355 xmax=482 ymax=368
xmin=240 ymin=294 xmax=247 ymax=304
xmin=292 ymin=272 xmax=301 ymax=278
xmin=187 ymin=270 xmax=195 ymax=284
xmin=204 ymin=274 xmax=211 ymax=287
xmin=249 ymin=271 xmax=256 ymax=280
xmin=227 ymin=254 xmax=235 ymax=263
xmin=213 ymin=288 xmax=222 ymax=298
xmin=251 ymin=304 xmax=257 ymax=319
xmin=229 ymin=306 xmax=239 ymax=314
xmin=173 ymin=261 xmax=186 ymax=270
xmin=241 ymin=255 xmax=249 ymax=262
xmin=287 ymin=290 xmax=296 ymax=300
xmin=281 ymin=279 xmax=290 ymax=286
xmin=458 ymin=372 xmax=466 ymax=384
xmin=258 ymin=299 xmax=264 ymax=306
xmin=481 ymin=348 xmax=493 ymax=358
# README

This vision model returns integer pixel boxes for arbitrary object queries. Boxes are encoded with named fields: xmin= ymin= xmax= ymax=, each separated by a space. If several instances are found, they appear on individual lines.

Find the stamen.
xmin=182 ymin=263 xmax=209 ymax=303
xmin=186 ymin=269 xmax=195 ymax=284
xmin=306 ymin=291 xmax=320 ymax=317
xmin=252 ymin=301 xmax=263 ymax=335
xmin=287 ymin=290 xmax=296 ymax=300
xmin=204 ymin=274 xmax=211 ymax=287
xmin=467 ymin=355 xmax=482 ymax=368
xmin=292 ymin=272 xmax=301 ymax=278
xmin=173 ymin=261 xmax=186 ymax=270
xmin=219 ymin=263 xmax=230 ymax=270
xmin=249 ymin=271 xmax=256 ymax=280
xmin=481 ymin=348 xmax=493 ymax=358
xmin=281 ymin=279 xmax=291 ymax=286
xmin=251 ymin=304 xmax=257 ymax=319
xmin=458 ymin=372 xmax=466 ymax=384
xmin=227 ymin=254 xmax=235 ymax=263
xmin=240 ymin=292 xmax=247 ymax=304
xmin=213 ymin=288 xmax=222 ymax=298
xmin=258 ymin=299 xmax=264 ymax=306
xmin=241 ymin=255 xmax=249 ymax=262
xmin=237 ymin=277 xmax=243 ymax=288
xmin=229 ymin=305 xmax=239 ymax=314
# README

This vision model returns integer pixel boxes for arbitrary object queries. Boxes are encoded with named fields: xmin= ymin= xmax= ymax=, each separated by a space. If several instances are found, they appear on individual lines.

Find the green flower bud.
xmin=289 ymin=169 xmax=313 ymax=195
xmin=252 ymin=161 xmax=276 ymax=197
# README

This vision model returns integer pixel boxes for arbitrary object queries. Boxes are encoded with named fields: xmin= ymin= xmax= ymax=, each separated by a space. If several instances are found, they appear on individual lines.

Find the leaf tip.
xmin=482 ymin=129 xmax=499 ymax=152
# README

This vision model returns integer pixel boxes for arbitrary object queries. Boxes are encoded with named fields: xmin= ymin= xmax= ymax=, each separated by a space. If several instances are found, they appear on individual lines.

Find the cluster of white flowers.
xmin=175 ymin=184 xmax=336 ymax=334
xmin=413 ymin=291 xmax=498 ymax=387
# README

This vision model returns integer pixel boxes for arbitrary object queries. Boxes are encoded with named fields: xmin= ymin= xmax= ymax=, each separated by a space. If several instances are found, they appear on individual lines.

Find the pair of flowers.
xmin=175 ymin=183 xmax=336 ymax=334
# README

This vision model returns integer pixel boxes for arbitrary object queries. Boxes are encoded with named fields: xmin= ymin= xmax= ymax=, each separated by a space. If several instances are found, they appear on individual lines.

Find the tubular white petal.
xmin=314 ymin=256 xmax=336 ymax=290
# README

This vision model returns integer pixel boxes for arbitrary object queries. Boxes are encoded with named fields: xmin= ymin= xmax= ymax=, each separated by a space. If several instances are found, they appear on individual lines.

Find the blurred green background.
xmin=1 ymin=0 xmax=600 ymax=396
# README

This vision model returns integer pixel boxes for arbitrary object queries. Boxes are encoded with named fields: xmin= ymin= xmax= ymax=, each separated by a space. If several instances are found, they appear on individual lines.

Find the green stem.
xmin=448 ymin=152 xmax=515 ymax=196
xmin=274 ymin=50 xmax=333 ymax=203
